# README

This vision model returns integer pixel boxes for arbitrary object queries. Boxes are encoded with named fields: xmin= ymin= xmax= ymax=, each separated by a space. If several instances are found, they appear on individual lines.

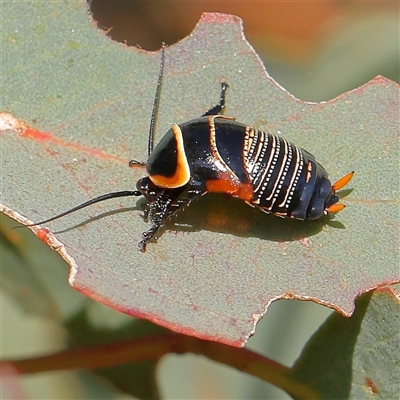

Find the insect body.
xmin=30 ymin=48 xmax=353 ymax=252
xmin=134 ymin=86 xmax=353 ymax=251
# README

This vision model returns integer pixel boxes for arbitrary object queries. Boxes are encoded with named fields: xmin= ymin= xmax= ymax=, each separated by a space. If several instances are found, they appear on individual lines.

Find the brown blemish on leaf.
xmin=364 ymin=377 xmax=379 ymax=394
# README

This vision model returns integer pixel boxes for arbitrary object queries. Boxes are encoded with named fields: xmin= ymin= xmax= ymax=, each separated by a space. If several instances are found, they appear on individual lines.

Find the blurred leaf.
xmin=0 ymin=213 xmax=84 ymax=319
xmin=65 ymin=305 xmax=165 ymax=400
xmin=260 ymin=10 xmax=400 ymax=101
xmin=291 ymin=288 xmax=400 ymax=399
xmin=1 ymin=1 xmax=399 ymax=346
xmin=0 ymin=362 xmax=28 ymax=400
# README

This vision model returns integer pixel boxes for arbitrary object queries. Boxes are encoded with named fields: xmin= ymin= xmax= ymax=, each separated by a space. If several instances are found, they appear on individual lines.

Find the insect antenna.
xmin=148 ymin=42 xmax=165 ymax=156
xmin=129 ymin=42 xmax=166 ymax=166
xmin=19 ymin=190 xmax=142 ymax=228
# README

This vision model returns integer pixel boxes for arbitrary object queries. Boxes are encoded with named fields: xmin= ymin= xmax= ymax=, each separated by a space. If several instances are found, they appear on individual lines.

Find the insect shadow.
xmin=48 ymin=206 xmax=142 ymax=235
xmin=46 ymin=185 xmax=352 ymax=245
xmin=136 ymin=189 xmax=353 ymax=243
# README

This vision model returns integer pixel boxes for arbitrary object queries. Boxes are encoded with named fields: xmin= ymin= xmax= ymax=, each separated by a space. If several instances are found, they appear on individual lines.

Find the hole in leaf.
xmin=89 ymin=0 xmax=199 ymax=51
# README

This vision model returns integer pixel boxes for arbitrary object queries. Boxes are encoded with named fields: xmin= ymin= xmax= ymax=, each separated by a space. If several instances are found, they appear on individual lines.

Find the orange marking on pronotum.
xmin=149 ymin=124 xmax=191 ymax=188
xmin=20 ymin=126 xmax=132 ymax=165
xmin=332 ymin=171 xmax=354 ymax=191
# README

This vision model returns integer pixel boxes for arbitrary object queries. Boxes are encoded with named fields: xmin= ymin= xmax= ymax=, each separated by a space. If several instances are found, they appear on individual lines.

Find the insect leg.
xmin=202 ymin=82 xmax=229 ymax=116
xmin=138 ymin=186 xmax=203 ymax=251
xmin=138 ymin=197 xmax=167 ymax=252
xmin=129 ymin=159 xmax=146 ymax=167
xmin=138 ymin=224 xmax=160 ymax=252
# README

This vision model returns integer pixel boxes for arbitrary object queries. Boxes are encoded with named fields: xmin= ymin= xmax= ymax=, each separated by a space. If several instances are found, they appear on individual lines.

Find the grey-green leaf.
xmin=1 ymin=1 xmax=399 ymax=346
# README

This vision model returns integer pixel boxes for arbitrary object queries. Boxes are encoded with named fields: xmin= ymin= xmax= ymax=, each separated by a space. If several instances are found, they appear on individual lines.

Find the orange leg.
xmin=332 ymin=171 xmax=354 ymax=191
xmin=327 ymin=171 xmax=354 ymax=214
xmin=327 ymin=203 xmax=346 ymax=213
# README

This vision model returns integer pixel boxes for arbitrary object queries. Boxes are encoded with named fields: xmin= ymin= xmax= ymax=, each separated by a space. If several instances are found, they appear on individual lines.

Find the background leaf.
xmin=0 ymin=213 xmax=84 ymax=319
xmin=65 ymin=307 xmax=164 ymax=399
xmin=1 ymin=1 xmax=399 ymax=347
xmin=291 ymin=288 xmax=400 ymax=399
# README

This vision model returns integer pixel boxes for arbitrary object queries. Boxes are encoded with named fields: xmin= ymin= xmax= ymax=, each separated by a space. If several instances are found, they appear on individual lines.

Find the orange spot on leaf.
xmin=19 ymin=125 xmax=129 ymax=164
xmin=22 ymin=127 xmax=53 ymax=141
xmin=36 ymin=228 xmax=50 ymax=243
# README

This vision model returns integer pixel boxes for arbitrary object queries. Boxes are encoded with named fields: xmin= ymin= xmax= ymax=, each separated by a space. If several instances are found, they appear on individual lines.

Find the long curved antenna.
xmin=21 ymin=190 xmax=142 ymax=227
xmin=148 ymin=43 xmax=166 ymax=156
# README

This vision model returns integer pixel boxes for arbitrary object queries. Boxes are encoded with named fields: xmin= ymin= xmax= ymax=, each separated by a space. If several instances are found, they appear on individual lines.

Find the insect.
xmin=30 ymin=46 xmax=354 ymax=252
